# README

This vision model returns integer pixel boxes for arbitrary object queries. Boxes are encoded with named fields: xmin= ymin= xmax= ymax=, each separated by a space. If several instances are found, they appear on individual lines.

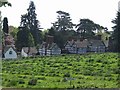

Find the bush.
xmin=63 ymin=73 xmax=71 ymax=77
xmin=18 ymin=79 xmax=25 ymax=84
xmin=28 ymin=79 xmax=37 ymax=85
xmin=6 ymin=79 xmax=17 ymax=87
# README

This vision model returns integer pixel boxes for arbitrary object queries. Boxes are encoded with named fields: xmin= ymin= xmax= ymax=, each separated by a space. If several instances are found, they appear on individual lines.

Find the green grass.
xmin=2 ymin=53 xmax=120 ymax=88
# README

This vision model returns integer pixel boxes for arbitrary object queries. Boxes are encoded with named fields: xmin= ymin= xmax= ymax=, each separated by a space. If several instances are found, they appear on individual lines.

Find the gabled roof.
xmin=65 ymin=40 xmax=75 ymax=47
xmin=88 ymin=40 xmax=105 ymax=47
xmin=40 ymin=42 xmax=60 ymax=50
xmin=75 ymin=39 xmax=89 ymax=48
xmin=3 ymin=45 xmax=16 ymax=54
xmin=22 ymin=47 xmax=37 ymax=55
xmin=49 ymin=43 xmax=60 ymax=50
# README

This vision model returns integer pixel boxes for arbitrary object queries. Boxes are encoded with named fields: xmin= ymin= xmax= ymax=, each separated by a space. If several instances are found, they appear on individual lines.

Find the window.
xmin=9 ymin=51 xmax=12 ymax=54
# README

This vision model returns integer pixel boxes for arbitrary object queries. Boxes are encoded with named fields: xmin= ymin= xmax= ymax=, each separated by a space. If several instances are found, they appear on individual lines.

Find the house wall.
xmin=21 ymin=49 xmax=28 ymax=57
xmin=39 ymin=48 xmax=45 ymax=56
xmin=51 ymin=48 xmax=61 ymax=55
xmin=46 ymin=50 xmax=51 ymax=55
xmin=89 ymin=46 xmax=97 ymax=52
xmin=77 ymin=48 xmax=87 ymax=54
xmin=89 ymin=46 xmax=105 ymax=52
xmin=97 ymin=46 xmax=105 ymax=52
xmin=4 ymin=48 xmax=17 ymax=59
xmin=65 ymin=44 xmax=77 ymax=54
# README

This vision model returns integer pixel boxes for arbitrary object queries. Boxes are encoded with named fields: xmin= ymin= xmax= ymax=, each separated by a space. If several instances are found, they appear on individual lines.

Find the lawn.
xmin=1 ymin=53 xmax=120 ymax=88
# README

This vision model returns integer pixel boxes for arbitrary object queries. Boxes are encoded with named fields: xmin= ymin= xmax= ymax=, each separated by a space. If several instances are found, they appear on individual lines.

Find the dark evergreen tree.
xmin=16 ymin=27 xmax=34 ymax=51
xmin=3 ymin=17 xmax=9 ymax=34
xmin=76 ymin=19 xmax=105 ymax=39
xmin=27 ymin=1 xmax=42 ymax=46
xmin=111 ymin=11 xmax=120 ymax=52
xmin=52 ymin=10 xmax=74 ymax=31
xmin=51 ymin=11 xmax=75 ymax=48
xmin=16 ymin=1 xmax=44 ymax=52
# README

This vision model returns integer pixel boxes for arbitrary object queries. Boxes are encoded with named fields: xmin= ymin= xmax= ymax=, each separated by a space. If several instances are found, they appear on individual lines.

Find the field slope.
xmin=2 ymin=53 xmax=120 ymax=88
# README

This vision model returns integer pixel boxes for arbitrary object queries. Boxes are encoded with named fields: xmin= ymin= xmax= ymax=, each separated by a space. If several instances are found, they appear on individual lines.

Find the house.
xmin=65 ymin=39 xmax=89 ymax=54
xmin=65 ymin=38 xmax=106 ymax=54
xmin=48 ymin=43 xmax=61 ymax=55
xmin=3 ymin=45 xmax=17 ymax=59
xmin=88 ymin=40 xmax=106 ymax=52
xmin=75 ymin=39 xmax=89 ymax=54
xmin=21 ymin=47 xmax=37 ymax=57
xmin=39 ymin=42 xmax=61 ymax=55
xmin=39 ymin=42 xmax=46 ymax=56
xmin=21 ymin=48 xmax=28 ymax=57
xmin=64 ymin=40 xmax=77 ymax=54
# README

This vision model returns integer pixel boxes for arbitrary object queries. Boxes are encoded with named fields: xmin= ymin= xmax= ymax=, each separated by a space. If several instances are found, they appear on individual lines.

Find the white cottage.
xmin=4 ymin=46 xmax=17 ymax=59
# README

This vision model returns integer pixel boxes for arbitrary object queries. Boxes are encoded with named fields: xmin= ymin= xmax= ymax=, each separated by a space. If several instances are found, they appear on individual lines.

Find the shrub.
xmin=18 ymin=79 xmax=25 ymax=84
xmin=63 ymin=73 xmax=71 ymax=77
xmin=6 ymin=79 xmax=17 ymax=86
xmin=37 ymin=77 xmax=46 ymax=80
xmin=62 ymin=77 xmax=68 ymax=82
xmin=28 ymin=79 xmax=37 ymax=85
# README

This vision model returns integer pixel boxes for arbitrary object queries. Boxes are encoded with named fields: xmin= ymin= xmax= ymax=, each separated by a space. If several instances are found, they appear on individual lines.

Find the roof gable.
xmin=88 ymin=40 xmax=105 ymax=47
xmin=22 ymin=47 xmax=37 ymax=55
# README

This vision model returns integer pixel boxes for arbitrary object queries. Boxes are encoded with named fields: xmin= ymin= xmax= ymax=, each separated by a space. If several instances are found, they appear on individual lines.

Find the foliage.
xmin=52 ymin=10 xmax=74 ymax=31
xmin=3 ymin=17 xmax=9 ymax=34
xmin=111 ymin=11 xmax=120 ymax=52
xmin=47 ymin=11 xmax=76 ymax=48
xmin=76 ymin=19 xmax=106 ymax=39
xmin=16 ymin=27 xmax=34 ymax=51
xmin=2 ymin=53 xmax=119 ymax=88
xmin=9 ymin=26 xmax=19 ymax=41
xmin=0 ymin=0 xmax=11 ymax=7
xmin=16 ymin=1 xmax=42 ymax=49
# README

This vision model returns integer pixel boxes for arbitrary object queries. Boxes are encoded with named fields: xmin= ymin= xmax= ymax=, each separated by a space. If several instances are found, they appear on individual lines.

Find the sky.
xmin=0 ymin=0 xmax=120 ymax=31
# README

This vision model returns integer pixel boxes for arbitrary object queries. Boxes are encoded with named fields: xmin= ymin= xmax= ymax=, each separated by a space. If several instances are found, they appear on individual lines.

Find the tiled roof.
xmin=75 ymin=39 xmax=89 ymax=48
xmin=22 ymin=47 xmax=37 ymax=55
xmin=3 ymin=45 xmax=16 ymax=54
xmin=88 ymin=40 xmax=105 ymax=47
xmin=40 ymin=42 xmax=60 ymax=50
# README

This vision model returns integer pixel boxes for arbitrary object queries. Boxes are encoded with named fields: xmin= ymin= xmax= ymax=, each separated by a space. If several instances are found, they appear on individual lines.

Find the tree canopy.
xmin=111 ymin=11 xmax=120 ymax=52
xmin=76 ymin=19 xmax=106 ymax=39
xmin=16 ymin=1 xmax=42 ymax=50
xmin=0 ymin=0 xmax=11 ymax=7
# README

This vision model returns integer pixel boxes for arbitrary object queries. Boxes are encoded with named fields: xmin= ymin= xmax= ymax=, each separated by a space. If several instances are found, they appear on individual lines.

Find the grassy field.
xmin=1 ymin=53 xmax=120 ymax=88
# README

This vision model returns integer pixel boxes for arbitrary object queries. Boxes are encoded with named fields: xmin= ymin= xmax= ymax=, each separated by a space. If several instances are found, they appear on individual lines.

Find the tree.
xmin=0 ymin=0 xmax=11 ymax=7
xmin=111 ymin=11 xmax=120 ymax=52
xmin=52 ymin=10 xmax=74 ymax=31
xmin=50 ymin=11 xmax=75 ymax=48
xmin=16 ymin=27 xmax=34 ymax=51
xmin=0 ymin=0 xmax=11 ymax=58
xmin=9 ymin=26 xmax=19 ymax=41
xmin=76 ymin=19 xmax=105 ymax=39
xmin=27 ymin=1 xmax=42 ymax=46
xmin=18 ymin=1 xmax=42 ymax=47
xmin=3 ymin=17 xmax=9 ymax=34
